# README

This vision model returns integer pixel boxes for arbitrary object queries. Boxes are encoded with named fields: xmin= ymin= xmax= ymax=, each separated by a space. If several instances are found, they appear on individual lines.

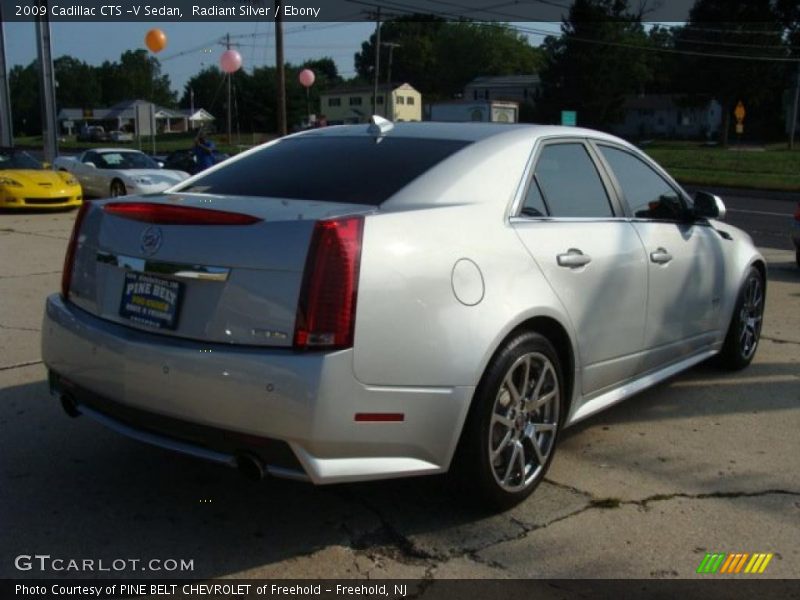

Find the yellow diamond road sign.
xmin=734 ymin=101 xmax=746 ymax=123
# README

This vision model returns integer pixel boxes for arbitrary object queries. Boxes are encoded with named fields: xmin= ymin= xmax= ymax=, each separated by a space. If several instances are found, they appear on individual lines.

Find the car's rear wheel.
xmin=717 ymin=266 xmax=764 ymax=370
xmin=110 ymin=180 xmax=126 ymax=197
xmin=456 ymin=331 xmax=564 ymax=510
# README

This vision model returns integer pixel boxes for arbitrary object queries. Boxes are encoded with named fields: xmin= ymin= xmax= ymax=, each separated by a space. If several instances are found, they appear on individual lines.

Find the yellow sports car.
xmin=0 ymin=147 xmax=82 ymax=209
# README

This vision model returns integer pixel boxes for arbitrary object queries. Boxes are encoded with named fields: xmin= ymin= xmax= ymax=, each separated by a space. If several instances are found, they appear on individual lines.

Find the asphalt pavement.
xmin=0 ymin=199 xmax=798 ymax=580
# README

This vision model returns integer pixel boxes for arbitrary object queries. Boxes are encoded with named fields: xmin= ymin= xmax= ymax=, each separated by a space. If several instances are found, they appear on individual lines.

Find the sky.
xmin=3 ymin=21 xmax=562 ymax=97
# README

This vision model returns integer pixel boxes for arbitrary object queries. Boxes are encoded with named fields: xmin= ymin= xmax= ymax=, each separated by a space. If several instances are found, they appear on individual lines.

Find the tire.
xmin=454 ymin=331 xmax=564 ymax=511
xmin=717 ymin=267 xmax=765 ymax=370
xmin=110 ymin=180 xmax=127 ymax=197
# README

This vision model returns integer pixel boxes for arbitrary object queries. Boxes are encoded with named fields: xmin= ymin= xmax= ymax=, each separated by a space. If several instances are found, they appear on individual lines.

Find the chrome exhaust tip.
xmin=235 ymin=453 xmax=266 ymax=481
xmin=60 ymin=394 xmax=81 ymax=418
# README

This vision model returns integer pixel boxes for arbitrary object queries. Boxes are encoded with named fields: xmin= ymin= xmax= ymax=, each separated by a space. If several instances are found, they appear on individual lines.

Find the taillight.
xmin=103 ymin=202 xmax=262 ymax=225
xmin=794 ymin=203 xmax=800 ymax=222
xmin=61 ymin=202 xmax=91 ymax=299
xmin=294 ymin=216 xmax=364 ymax=350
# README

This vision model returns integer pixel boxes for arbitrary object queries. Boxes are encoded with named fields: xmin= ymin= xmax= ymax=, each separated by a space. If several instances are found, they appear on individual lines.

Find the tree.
xmin=9 ymin=63 xmax=39 ymax=136
xmin=536 ymin=0 xmax=652 ymax=129
xmin=54 ymin=56 xmax=101 ymax=110
xmin=180 ymin=66 xmax=227 ymax=123
xmin=354 ymin=17 xmax=542 ymax=101
xmin=674 ymin=0 xmax=787 ymax=144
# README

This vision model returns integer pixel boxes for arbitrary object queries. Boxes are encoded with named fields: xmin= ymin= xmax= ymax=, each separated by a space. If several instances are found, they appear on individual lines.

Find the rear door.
xmin=511 ymin=140 xmax=648 ymax=395
xmin=594 ymin=143 xmax=725 ymax=369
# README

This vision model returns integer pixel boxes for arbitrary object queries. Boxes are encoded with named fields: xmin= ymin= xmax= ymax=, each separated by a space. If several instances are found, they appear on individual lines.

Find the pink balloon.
xmin=298 ymin=68 xmax=315 ymax=88
xmin=220 ymin=49 xmax=242 ymax=74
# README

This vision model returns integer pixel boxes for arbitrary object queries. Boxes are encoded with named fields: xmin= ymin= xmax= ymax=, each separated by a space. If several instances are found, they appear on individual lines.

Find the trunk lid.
xmin=68 ymin=193 xmax=372 ymax=347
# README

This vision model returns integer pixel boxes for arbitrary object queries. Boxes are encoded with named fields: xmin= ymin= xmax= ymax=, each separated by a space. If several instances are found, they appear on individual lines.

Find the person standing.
xmin=193 ymin=130 xmax=216 ymax=172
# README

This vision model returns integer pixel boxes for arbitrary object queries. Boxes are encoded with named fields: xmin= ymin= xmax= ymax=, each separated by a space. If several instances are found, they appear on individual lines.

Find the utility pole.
xmin=275 ymin=0 xmax=287 ymax=136
xmin=226 ymin=33 xmax=232 ymax=144
xmin=34 ymin=3 xmax=58 ymax=163
xmin=790 ymin=61 xmax=800 ymax=151
xmin=382 ymin=42 xmax=400 ymax=119
xmin=0 ymin=5 xmax=13 ymax=146
xmin=372 ymin=7 xmax=381 ymax=117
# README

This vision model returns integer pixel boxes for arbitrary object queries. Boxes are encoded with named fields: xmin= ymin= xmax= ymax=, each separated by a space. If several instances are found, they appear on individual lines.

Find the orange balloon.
xmin=145 ymin=29 xmax=167 ymax=53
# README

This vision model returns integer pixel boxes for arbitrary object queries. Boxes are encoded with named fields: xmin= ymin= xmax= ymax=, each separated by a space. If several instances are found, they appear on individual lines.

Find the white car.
xmin=54 ymin=149 xmax=189 ymax=198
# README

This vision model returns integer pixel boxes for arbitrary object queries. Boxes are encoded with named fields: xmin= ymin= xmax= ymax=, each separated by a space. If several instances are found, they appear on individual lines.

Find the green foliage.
xmin=535 ymin=0 xmax=652 ymax=128
xmin=671 ymin=0 xmax=788 ymax=144
xmin=9 ymin=50 xmax=176 ymax=138
xmin=354 ymin=17 xmax=542 ymax=100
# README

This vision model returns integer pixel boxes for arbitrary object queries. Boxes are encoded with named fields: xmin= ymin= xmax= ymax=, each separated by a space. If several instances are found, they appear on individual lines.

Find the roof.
xmin=57 ymin=99 xmax=196 ymax=121
xmin=294 ymin=121 xmax=626 ymax=145
xmin=321 ymin=82 xmax=419 ymax=96
xmin=623 ymin=94 xmax=716 ymax=111
xmin=465 ymin=75 xmax=541 ymax=88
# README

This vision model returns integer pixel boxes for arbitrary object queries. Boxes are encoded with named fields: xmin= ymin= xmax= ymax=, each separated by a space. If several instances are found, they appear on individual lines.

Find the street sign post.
xmin=561 ymin=110 xmax=577 ymax=127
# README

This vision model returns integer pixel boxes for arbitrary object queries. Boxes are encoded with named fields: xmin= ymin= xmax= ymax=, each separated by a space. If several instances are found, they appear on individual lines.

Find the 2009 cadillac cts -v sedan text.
xmin=42 ymin=120 xmax=765 ymax=508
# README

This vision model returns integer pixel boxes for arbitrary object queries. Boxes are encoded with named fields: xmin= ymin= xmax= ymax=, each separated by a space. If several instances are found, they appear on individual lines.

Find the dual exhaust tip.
xmin=59 ymin=393 xmax=267 ymax=481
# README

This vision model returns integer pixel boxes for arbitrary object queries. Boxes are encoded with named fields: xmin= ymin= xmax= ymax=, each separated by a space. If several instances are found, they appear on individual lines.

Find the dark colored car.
xmin=162 ymin=149 xmax=228 ymax=175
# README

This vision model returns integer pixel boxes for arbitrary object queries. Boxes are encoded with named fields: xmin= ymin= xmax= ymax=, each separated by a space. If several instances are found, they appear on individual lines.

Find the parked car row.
xmin=0 ymin=147 xmax=83 ymax=209
xmin=53 ymin=149 xmax=189 ymax=198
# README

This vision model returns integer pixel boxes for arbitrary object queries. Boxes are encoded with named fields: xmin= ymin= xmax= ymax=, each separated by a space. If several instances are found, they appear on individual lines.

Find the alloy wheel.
xmin=489 ymin=352 xmax=560 ymax=492
xmin=738 ymin=275 xmax=763 ymax=360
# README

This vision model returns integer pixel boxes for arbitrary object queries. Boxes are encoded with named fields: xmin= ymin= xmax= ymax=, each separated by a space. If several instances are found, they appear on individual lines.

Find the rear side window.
xmin=534 ymin=143 xmax=613 ymax=218
xmin=179 ymin=136 xmax=470 ymax=206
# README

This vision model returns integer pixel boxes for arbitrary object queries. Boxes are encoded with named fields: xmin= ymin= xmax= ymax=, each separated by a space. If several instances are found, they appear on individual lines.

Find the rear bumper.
xmin=42 ymin=294 xmax=473 ymax=483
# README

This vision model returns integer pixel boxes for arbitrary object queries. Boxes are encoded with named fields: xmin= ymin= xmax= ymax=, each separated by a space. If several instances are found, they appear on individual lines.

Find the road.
xmin=0 ymin=198 xmax=798 ymax=581
xmin=706 ymin=191 xmax=796 ymax=252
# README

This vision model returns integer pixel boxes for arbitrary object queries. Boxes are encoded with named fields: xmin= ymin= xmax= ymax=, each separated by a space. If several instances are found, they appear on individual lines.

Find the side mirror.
xmin=84 ymin=161 xmax=96 ymax=169
xmin=693 ymin=191 xmax=726 ymax=221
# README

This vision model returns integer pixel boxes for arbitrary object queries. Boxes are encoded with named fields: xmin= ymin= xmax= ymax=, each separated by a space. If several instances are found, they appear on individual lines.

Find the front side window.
xmin=534 ymin=143 xmax=613 ymax=218
xmin=598 ymin=145 xmax=684 ymax=221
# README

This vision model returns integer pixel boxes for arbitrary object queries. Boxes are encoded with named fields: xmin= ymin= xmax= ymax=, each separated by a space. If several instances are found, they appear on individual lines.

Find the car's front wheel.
xmin=457 ymin=331 xmax=564 ymax=510
xmin=110 ymin=180 xmax=127 ymax=197
xmin=717 ymin=266 xmax=765 ymax=370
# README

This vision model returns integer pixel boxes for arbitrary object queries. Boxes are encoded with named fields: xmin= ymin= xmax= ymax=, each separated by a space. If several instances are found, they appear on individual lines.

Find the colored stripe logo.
xmin=697 ymin=552 xmax=773 ymax=574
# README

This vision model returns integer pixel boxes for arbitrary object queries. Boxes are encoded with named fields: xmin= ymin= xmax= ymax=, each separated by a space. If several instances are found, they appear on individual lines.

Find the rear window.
xmin=178 ymin=136 xmax=471 ymax=205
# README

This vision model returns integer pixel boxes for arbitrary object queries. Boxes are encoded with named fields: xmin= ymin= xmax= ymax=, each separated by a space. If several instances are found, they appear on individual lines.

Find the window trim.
xmin=511 ymin=137 xmax=626 ymax=222
xmin=589 ymin=140 xmax=694 ymax=223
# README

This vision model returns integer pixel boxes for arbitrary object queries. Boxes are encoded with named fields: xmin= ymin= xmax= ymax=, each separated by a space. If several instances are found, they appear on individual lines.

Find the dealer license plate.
xmin=119 ymin=271 xmax=183 ymax=330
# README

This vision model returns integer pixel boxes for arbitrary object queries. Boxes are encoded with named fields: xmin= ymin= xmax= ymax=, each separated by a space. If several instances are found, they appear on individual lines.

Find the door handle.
xmin=557 ymin=248 xmax=592 ymax=268
xmin=650 ymin=247 xmax=673 ymax=264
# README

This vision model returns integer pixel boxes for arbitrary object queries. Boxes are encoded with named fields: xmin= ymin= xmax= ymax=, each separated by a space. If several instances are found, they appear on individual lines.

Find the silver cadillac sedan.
xmin=42 ymin=120 xmax=765 ymax=509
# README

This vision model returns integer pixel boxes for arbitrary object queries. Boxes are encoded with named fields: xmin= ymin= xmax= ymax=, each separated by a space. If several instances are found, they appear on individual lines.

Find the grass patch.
xmin=589 ymin=497 xmax=623 ymax=509
xmin=644 ymin=144 xmax=800 ymax=192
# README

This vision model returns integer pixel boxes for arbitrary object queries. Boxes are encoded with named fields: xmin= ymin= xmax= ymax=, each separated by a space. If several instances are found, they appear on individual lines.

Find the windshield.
xmin=95 ymin=151 xmax=159 ymax=170
xmin=0 ymin=150 xmax=42 ymax=170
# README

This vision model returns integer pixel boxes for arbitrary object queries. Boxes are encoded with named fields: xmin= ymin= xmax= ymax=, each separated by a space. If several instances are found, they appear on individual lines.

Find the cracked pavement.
xmin=1 ymin=209 xmax=798 ymax=579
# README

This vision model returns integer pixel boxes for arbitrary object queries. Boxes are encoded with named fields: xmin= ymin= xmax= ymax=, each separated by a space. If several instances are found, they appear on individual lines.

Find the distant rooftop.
xmin=466 ymin=75 xmax=541 ymax=87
